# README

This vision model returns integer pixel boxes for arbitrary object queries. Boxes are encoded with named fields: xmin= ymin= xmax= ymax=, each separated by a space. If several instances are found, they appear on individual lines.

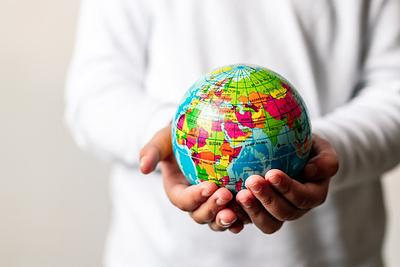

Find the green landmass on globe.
xmin=172 ymin=64 xmax=312 ymax=193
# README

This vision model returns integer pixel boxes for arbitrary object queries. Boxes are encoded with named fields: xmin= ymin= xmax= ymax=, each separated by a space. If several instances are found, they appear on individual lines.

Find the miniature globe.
xmin=172 ymin=64 xmax=312 ymax=193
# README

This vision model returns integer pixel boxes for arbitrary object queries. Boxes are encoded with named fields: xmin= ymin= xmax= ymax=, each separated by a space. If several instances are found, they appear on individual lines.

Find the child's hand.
xmin=140 ymin=125 xmax=249 ymax=233
xmin=235 ymin=134 xmax=339 ymax=234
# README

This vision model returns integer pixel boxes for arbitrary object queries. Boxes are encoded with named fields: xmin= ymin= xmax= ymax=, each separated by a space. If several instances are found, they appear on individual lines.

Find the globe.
xmin=172 ymin=64 xmax=312 ymax=193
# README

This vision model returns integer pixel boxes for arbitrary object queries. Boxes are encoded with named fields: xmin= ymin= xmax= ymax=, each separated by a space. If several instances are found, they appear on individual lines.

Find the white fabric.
xmin=66 ymin=0 xmax=400 ymax=266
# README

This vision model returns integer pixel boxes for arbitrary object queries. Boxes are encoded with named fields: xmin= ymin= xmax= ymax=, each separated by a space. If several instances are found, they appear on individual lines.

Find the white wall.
xmin=0 ymin=0 xmax=398 ymax=266
xmin=0 ymin=1 xmax=109 ymax=266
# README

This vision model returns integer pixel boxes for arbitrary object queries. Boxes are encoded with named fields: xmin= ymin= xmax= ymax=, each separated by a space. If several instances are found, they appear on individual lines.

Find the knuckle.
xmin=203 ymin=209 xmax=216 ymax=223
xmin=190 ymin=206 xmax=217 ymax=224
xmin=260 ymin=194 xmax=273 ymax=207
xmin=207 ymin=183 xmax=219 ymax=194
xmin=279 ymin=179 xmax=293 ymax=195
xmin=247 ymin=206 xmax=261 ymax=218
xmin=175 ymin=201 xmax=191 ymax=212
xmin=298 ymin=187 xmax=328 ymax=210
xmin=191 ymin=214 xmax=207 ymax=225
xmin=279 ymin=179 xmax=291 ymax=195
xmin=178 ymin=193 xmax=205 ymax=212
xmin=320 ymin=152 xmax=339 ymax=177
xmin=277 ymin=211 xmax=294 ymax=221
xmin=193 ymin=192 xmax=206 ymax=204
xmin=172 ymin=201 xmax=183 ymax=210
xmin=297 ymin=197 xmax=312 ymax=210
xmin=286 ymin=210 xmax=303 ymax=221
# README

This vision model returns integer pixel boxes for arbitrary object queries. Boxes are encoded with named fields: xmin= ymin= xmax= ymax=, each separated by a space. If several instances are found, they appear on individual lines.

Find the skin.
xmin=140 ymin=125 xmax=339 ymax=234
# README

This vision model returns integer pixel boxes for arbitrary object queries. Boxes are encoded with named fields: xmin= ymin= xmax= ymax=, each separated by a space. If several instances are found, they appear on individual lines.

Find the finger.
xmin=161 ymin=155 xmax=219 ymax=212
xmin=228 ymin=201 xmax=251 ymax=224
xmin=245 ymin=175 xmax=305 ymax=221
xmin=164 ymin=179 xmax=219 ymax=212
xmin=228 ymin=220 xmax=245 ymax=234
xmin=140 ymin=146 xmax=160 ymax=174
xmin=303 ymin=135 xmax=339 ymax=180
xmin=208 ymin=208 xmax=237 ymax=232
xmin=236 ymin=189 xmax=283 ymax=234
xmin=266 ymin=169 xmax=330 ymax=210
xmin=140 ymin=126 xmax=172 ymax=174
xmin=190 ymin=188 xmax=232 ymax=224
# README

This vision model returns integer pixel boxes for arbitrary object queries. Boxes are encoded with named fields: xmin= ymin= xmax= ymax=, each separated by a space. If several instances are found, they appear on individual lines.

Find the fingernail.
xmin=220 ymin=219 xmax=234 ymax=227
xmin=216 ymin=196 xmax=230 ymax=206
xmin=249 ymin=183 xmax=262 ymax=193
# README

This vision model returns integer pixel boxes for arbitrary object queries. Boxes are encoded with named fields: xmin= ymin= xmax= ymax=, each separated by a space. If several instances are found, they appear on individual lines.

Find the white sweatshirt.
xmin=66 ymin=0 xmax=400 ymax=266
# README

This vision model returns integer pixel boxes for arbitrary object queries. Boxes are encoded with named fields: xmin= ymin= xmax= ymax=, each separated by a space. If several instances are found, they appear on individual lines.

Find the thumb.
xmin=140 ymin=125 xmax=172 ymax=174
xmin=303 ymin=134 xmax=339 ymax=181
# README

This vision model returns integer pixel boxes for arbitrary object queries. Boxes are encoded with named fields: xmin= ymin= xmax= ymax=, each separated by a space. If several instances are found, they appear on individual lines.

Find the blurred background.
xmin=0 ymin=0 xmax=399 ymax=266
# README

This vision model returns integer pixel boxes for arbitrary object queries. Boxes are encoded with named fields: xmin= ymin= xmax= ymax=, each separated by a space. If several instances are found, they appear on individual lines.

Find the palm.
xmin=141 ymin=126 xmax=337 ymax=234
xmin=160 ymin=154 xmax=192 ymax=194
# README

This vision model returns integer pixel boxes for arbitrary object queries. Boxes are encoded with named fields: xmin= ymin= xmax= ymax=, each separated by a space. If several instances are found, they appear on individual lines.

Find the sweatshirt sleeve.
xmin=312 ymin=0 xmax=400 ymax=191
xmin=65 ymin=0 xmax=175 ymax=167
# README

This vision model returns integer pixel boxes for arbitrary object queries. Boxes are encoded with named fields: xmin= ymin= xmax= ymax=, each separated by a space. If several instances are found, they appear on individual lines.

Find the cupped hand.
xmin=236 ymin=134 xmax=339 ymax=234
xmin=140 ymin=125 xmax=249 ymax=233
